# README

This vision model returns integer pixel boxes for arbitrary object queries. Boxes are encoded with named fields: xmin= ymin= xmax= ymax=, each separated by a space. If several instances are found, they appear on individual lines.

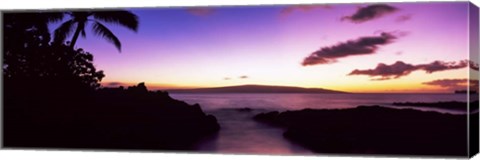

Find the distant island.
xmin=166 ymin=84 xmax=346 ymax=94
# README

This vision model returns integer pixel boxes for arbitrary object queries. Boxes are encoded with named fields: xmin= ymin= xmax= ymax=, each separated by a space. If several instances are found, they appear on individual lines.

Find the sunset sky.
xmin=49 ymin=2 xmax=478 ymax=93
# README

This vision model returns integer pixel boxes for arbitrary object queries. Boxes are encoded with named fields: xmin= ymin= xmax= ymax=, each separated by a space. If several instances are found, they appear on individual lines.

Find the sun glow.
xmin=77 ymin=2 xmax=474 ymax=94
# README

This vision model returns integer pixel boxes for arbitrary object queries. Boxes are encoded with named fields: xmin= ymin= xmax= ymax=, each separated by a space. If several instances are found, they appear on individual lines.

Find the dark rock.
xmin=392 ymin=100 xmax=479 ymax=111
xmin=253 ymin=111 xmax=279 ymax=121
xmin=235 ymin=107 xmax=253 ymax=112
xmin=254 ymin=106 xmax=470 ymax=156
xmin=205 ymin=115 xmax=221 ymax=131
xmin=4 ymin=83 xmax=220 ymax=151
xmin=127 ymin=82 xmax=149 ymax=94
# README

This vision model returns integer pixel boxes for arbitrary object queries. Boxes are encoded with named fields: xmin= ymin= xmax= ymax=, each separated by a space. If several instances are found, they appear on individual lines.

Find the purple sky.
xmin=49 ymin=2 xmax=476 ymax=93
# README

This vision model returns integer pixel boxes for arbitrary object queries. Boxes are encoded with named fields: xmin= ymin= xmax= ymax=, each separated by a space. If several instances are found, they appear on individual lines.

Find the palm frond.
xmin=80 ymin=28 xmax=87 ymax=38
xmin=53 ymin=20 xmax=76 ymax=44
xmin=71 ymin=12 xmax=91 ymax=22
xmin=43 ymin=12 xmax=64 ymax=23
xmin=92 ymin=21 xmax=122 ymax=52
xmin=92 ymin=11 xmax=139 ymax=32
xmin=80 ymin=21 xmax=87 ymax=38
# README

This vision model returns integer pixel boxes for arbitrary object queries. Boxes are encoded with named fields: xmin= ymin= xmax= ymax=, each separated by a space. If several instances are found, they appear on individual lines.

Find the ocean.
xmin=170 ymin=93 xmax=472 ymax=112
xmin=169 ymin=93 xmax=473 ymax=155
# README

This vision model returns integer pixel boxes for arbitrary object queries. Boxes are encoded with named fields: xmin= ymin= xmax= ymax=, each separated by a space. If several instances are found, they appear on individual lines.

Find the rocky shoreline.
xmin=4 ymin=83 xmax=220 ymax=151
xmin=392 ymin=100 xmax=479 ymax=111
xmin=254 ymin=105 xmax=474 ymax=156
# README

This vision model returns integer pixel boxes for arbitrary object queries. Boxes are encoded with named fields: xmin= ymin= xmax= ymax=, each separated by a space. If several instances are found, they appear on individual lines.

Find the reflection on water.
xmin=170 ymin=93 xmax=470 ymax=154
xmin=171 ymin=93 xmax=469 ymax=111
xmin=193 ymin=109 xmax=313 ymax=155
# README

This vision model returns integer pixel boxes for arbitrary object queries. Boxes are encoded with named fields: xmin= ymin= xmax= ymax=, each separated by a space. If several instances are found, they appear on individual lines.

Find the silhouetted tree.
xmin=4 ymin=12 xmax=221 ymax=151
xmin=4 ymin=12 xmax=105 ymax=96
xmin=4 ymin=12 xmax=63 ymax=77
xmin=53 ymin=11 xmax=139 ymax=52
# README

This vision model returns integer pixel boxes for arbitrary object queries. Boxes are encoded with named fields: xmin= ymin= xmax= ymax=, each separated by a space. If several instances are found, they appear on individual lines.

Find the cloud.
xmin=107 ymin=82 xmax=122 ymax=86
xmin=302 ymin=32 xmax=401 ymax=66
xmin=280 ymin=4 xmax=332 ymax=16
xmin=239 ymin=75 xmax=249 ymax=79
xmin=422 ymin=79 xmax=479 ymax=91
xmin=186 ymin=7 xmax=214 ymax=16
xmin=103 ymin=82 xmax=127 ymax=88
xmin=348 ymin=60 xmax=471 ymax=80
xmin=349 ymin=61 xmax=418 ymax=80
xmin=396 ymin=14 xmax=412 ymax=23
xmin=342 ymin=4 xmax=398 ymax=23
xmin=417 ymin=60 xmax=468 ymax=73
xmin=224 ymin=75 xmax=249 ymax=80
xmin=470 ymin=60 xmax=479 ymax=71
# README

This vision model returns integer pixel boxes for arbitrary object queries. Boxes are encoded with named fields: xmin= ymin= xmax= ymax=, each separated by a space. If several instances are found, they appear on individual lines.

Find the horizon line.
xmin=100 ymin=82 xmax=468 ymax=94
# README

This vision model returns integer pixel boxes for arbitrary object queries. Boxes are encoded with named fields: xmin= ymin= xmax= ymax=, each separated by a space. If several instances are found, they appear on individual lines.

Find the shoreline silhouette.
xmin=253 ymin=102 xmax=477 ymax=156
xmin=5 ymin=83 xmax=220 ymax=150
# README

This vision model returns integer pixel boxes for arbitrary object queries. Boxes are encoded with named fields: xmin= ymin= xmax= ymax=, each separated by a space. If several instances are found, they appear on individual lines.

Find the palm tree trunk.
xmin=70 ymin=23 xmax=85 ymax=49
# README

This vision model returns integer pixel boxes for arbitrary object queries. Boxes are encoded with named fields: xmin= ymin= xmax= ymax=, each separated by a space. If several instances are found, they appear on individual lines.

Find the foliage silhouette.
xmin=4 ymin=12 xmax=219 ymax=150
xmin=53 ymin=11 xmax=139 ymax=52
xmin=4 ymin=12 xmax=62 ymax=77
xmin=4 ymin=12 xmax=105 ymax=94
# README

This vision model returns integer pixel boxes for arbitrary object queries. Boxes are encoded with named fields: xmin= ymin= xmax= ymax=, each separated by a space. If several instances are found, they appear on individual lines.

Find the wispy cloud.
xmin=422 ymin=79 xmax=479 ymax=91
xmin=417 ymin=60 xmax=468 ymax=73
xmin=302 ymin=32 xmax=403 ymax=66
xmin=280 ymin=4 xmax=332 ymax=16
xmin=349 ymin=61 xmax=418 ymax=80
xmin=224 ymin=75 xmax=249 ymax=80
xmin=341 ymin=4 xmax=398 ymax=23
xmin=396 ymin=14 xmax=412 ymax=23
xmin=348 ymin=60 xmax=470 ymax=80
xmin=186 ymin=7 xmax=215 ymax=17
xmin=102 ymin=82 xmax=130 ymax=88
xmin=106 ymin=82 xmax=123 ymax=86
xmin=239 ymin=75 xmax=249 ymax=79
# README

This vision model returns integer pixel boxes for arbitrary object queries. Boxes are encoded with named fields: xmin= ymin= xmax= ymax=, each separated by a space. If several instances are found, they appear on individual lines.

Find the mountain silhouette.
xmin=167 ymin=84 xmax=346 ymax=93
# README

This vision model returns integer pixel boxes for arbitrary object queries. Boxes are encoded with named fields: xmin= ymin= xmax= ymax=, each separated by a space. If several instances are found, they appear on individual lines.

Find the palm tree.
xmin=54 ymin=10 xmax=138 ymax=52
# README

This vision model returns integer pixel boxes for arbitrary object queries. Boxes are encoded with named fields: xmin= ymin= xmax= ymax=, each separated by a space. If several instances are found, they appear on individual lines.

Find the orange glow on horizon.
xmin=81 ymin=3 xmax=473 ymax=95
xmin=101 ymin=80 xmax=458 ymax=93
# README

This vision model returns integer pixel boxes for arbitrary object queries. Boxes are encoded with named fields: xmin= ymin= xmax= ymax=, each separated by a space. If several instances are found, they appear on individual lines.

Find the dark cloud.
xmin=417 ymin=60 xmax=468 ymax=73
xmin=349 ymin=61 xmax=418 ymax=80
xmin=348 ymin=60 xmax=471 ymax=80
xmin=107 ymin=82 xmax=122 ymax=86
xmin=186 ymin=7 xmax=214 ymax=16
xmin=422 ymin=79 xmax=479 ymax=91
xmin=239 ymin=75 xmax=249 ymax=79
xmin=102 ymin=82 xmax=127 ymax=88
xmin=470 ymin=60 xmax=479 ymax=71
xmin=302 ymin=32 xmax=400 ymax=66
xmin=280 ymin=4 xmax=332 ymax=16
xmin=396 ymin=14 xmax=412 ymax=23
xmin=342 ymin=4 xmax=398 ymax=23
xmin=224 ymin=75 xmax=249 ymax=80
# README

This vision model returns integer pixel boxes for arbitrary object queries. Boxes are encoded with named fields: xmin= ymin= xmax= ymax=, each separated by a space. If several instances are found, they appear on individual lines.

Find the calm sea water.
xmin=169 ymin=93 xmax=472 ymax=155
xmin=171 ymin=93 xmax=472 ymax=112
